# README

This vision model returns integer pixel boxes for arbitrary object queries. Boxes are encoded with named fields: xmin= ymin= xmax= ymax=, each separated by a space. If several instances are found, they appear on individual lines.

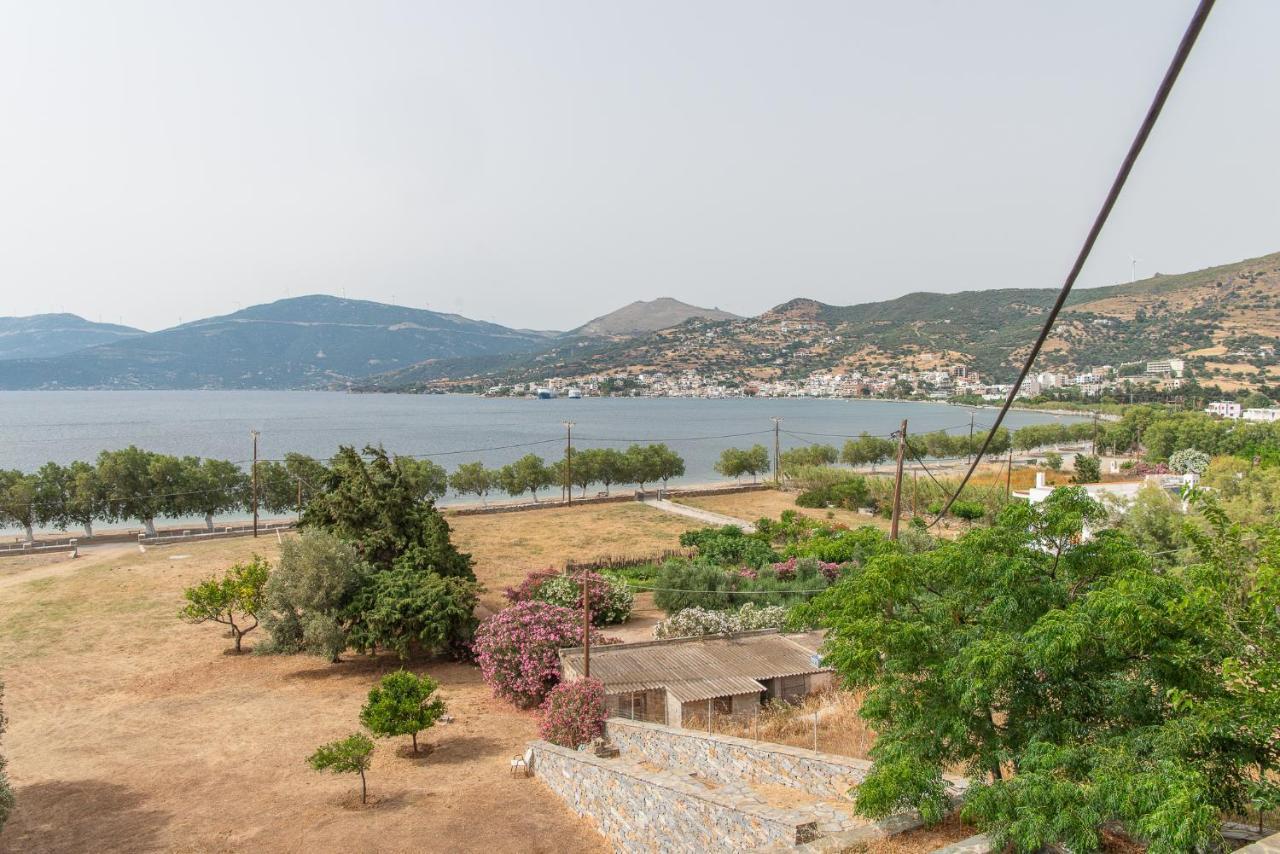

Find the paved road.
xmin=640 ymin=497 xmax=756 ymax=533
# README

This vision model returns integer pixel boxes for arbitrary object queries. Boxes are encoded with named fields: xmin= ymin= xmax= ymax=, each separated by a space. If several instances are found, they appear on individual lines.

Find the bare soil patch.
xmin=0 ymin=536 xmax=606 ymax=854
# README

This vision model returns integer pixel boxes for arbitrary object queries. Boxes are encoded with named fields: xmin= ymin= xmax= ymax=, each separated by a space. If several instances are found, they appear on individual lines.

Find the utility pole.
xmin=581 ymin=566 xmax=591 ymax=678
xmin=968 ymin=413 xmax=975 ymax=465
xmin=890 ymin=419 xmax=907 ymax=540
xmin=1006 ymin=445 xmax=1013 ymax=500
xmin=251 ymin=430 xmax=260 ymax=538
xmin=563 ymin=421 xmax=575 ymax=505
xmin=771 ymin=417 xmax=782 ymax=485
xmin=296 ymin=476 xmax=303 ymax=522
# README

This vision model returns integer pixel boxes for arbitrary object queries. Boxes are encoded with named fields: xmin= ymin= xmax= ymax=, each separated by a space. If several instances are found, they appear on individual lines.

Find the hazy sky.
xmin=2 ymin=1 xmax=1277 ymax=332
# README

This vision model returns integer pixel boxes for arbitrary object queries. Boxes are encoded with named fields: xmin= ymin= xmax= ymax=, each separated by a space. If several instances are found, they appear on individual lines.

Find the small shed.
xmin=559 ymin=629 xmax=832 ymax=728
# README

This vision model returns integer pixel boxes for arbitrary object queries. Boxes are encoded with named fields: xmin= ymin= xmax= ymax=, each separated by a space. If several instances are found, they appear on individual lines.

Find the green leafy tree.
xmin=359 ymin=670 xmax=446 ymax=754
xmin=797 ymin=489 xmax=1280 ymax=852
xmin=258 ymin=453 xmax=329 ymax=515
xmin=565 ymin=448 xmax=600 ymax=498
xmin=842 ymin=433 xmax=895 ymax=471
xmin=396 ymin=457 xmax=448 ymax=502
xmin=308 ymin=734 xmax=375 ymax=804
xmin=1072 ymin=454 xmax=1101 ymax=484
xmin=183 ymin=457 xmax=249 ymax=530
xmin=262 ymin=531 xmax=369 ymax=661
xmin=179 ymin=555 xmax=270 ymax=653
xmin=623 ymin=444 xmax=660 ymax=491
xmin=63 ymin=460 xmax=105 ymax=538
xmin=1042 ymin=451 xmax=1063 ymax=472
xmin=649 ymin=443 xmax=686 ymax=489
xmin=1168 ymin=447 xmax=1210 ymax=477
xmin=0 ymin=679 xmax=11 ymax=832
xmin=499 ymin=454 xmax=554 ymax=502
xmin=0 ymin=470 xmax=39 ymax=542
xmin=449 ymin=461 xmax=494 ymax=504
xmin=780 ymin=444 xmax=838 ymax=471
xmin=348 ymin=566 xmax=479 ymax=659
xmin=741 ymin=444 xmax=771 ymax=483
xmin=95 ymin=446 xmax=167 ymax=536
xmin=301 ymin=445 xmax=472 ymax=578
xmin=593 ymin=448 xmax=629 ymax=495
xmin=949 ymin=500 xmax=985 ymax=526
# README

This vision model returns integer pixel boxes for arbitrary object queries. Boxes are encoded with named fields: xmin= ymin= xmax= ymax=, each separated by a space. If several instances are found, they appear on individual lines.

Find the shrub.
xmin=1168 ymin=447 xmax=1210 ymax=476
xmin=261 ymin=531 xmax=368 ymax=661
xmin=538 ymin=678 xmax=607 ymax=748
xmin=503 ymin=567 xmax=560 ymax=604
xmin=653 ymin=602 xmax=791 ymax=639
xmin=1043 ymin=451 xmax=1063 ymax=472
xmin=472 ymin=601 xmax=603 ymax=708
xmin=653 ymin=557 xmax=842 ymax=613
xmin=0 ymin=679 xmax=11 ymax=832
xmin=1072 ymin=454 xmax=1102 ymax=484
xmin=534 ymin=572 xmax=634 ymax=626
xmin=678 ymin=525 xmax=778 ymax=567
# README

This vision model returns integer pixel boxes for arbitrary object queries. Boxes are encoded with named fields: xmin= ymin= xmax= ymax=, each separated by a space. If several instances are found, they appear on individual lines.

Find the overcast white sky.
xmin=1 ymin=1 xmax=1276 ymax=332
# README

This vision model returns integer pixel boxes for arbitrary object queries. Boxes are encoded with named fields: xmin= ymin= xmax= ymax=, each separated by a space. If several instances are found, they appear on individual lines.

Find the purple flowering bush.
xmin=538 ymin=677 xmax=607 ymax=748
xmin=473 ymin=601 xmax=603 ymax=708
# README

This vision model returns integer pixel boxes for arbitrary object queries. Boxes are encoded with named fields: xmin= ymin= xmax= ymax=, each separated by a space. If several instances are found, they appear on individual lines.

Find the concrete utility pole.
xmin=581 ymin=565 xmax=591 ymax=678
xmin=563 ymin=421 xmax=575 ymax=505
xmin=890 ymin=419 xmax=907 ymax=541
xmin=251 ymin=430 xmax=260 ymax=538
xmin=772 ymin=418 xmax=782 ymax=485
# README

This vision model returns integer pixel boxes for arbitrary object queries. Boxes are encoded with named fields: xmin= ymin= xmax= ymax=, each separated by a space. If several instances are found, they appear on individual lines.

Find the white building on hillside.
xmin=1206 ymin=401 xmax=1242 ymax=419
xmin=1244 ymin=408 xmax=1280 ymax=423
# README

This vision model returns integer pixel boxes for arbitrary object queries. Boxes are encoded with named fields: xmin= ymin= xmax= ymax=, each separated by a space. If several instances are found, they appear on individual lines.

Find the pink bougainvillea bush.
xmin=502 ymin=567 xmax=560 ymax=605
xmin=503 ymin=567 xmax=634 ymax=626
xmin=472 ymin=601 xmax=603 ymax=708
xmin=538 ymin=677 xmax=607 ymax=748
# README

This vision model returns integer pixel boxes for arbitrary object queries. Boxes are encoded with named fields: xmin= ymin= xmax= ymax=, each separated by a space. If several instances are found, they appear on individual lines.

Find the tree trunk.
xmin=83 ymin=521 xmax=94 ymax=538
xmin=232 ymin=627 xmax=243 ymax=653
xmin=144 ymin=518 xmax=157 ymax=537
xmin=23 ymin=524 xmax=34 ymax=543
xmin=205 ymin=512 xmax=215 ymax=531
xmin=411 ymin=732 xmax=418 ymax=753
xmin=359 ymin=769 xmax=367 ymax=804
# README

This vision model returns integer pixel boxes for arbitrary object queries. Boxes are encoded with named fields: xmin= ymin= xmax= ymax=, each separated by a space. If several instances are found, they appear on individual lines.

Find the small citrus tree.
xmin=539 ymin=678 xmax=606 ymax=748
xmin=179 ymin=555 xmax=269 ymax=653
xmin=360 ymin=671 xmax=446 ymax=754
xmin=308 ymin=733 xmax=375 ymax=804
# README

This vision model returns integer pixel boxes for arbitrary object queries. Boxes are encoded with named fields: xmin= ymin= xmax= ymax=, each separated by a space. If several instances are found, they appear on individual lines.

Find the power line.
xmin=932 ymin=0 xmax=1216 ymax=527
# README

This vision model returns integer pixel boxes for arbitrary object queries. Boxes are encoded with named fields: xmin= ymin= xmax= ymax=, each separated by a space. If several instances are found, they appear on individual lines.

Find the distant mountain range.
xmin=2 ymin=253 xmax=1277 ymax=392
xmin=570 ymin=298 xmax=740 ymax=338
xmin=362 ymin=251 xmax=1280 ymax=394
xmin=0 ymin=314 xmax=142 ymax=360
xmin=0 ymin=296 xmax=553 ymax=389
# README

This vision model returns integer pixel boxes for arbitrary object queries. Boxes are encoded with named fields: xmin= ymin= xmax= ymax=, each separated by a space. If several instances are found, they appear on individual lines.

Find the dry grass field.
xmin=448 ymin=502 xmax=700 ymax=611
xmin=0 ymin=516 xmax=661 ymax=853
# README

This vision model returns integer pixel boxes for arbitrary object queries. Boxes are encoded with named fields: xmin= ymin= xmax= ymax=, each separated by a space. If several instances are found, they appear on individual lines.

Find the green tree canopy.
xmin=359 ymin=670 xmax=446 ymax=754
xmin=449 ymin=461 xmax=495 ymax=504
xmin=261 ymin=530 xmax=371 ymax=661
xmin=179 ymin=555 xmax=270 ymax=653
xmin=498 ymin=454 xmax=554 ymax=502
xmin=796 ymin=489 xmax=1280 ymax=852
xmin=301 ymin=445 xmax=472 ymax=578
xmin=307 ymin=733 xmax=375 ymax=804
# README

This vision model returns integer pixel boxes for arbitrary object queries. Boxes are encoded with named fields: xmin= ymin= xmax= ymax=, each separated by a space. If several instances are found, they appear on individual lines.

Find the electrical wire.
xmin=931 ymin=0 xmax=1216 ymax=528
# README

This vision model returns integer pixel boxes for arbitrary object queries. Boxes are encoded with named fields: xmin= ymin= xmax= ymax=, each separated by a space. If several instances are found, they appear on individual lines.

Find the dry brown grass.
xmin=447 ymin=502 xmax=700 ymax=611
xmin=851 ymin=813 xmax=977 ymax=853
xmin=694 ymin=690 xmax=878 ymax=762
xmin=0 ymin=537 xmax=606 ymax=854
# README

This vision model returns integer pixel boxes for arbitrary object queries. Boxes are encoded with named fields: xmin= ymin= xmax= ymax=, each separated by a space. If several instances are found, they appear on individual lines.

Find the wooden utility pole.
xmin=772 ymin=417 xmax=782 ymax=485
xmin=251 ymin=430 xmax=260 ymax=538
xmin=1006 ymin=445 xmax=1013 ymax=500
xmin=296 ymin=476 xmax=303 ymax=522
xmin=581 ymin=565 xmax=591 ymax=678
xmin=890 ymin=419 xmax=907 ymax=540
xmin=563 ymin=421 xmax=575 ymax=505
xmin=968 ymin=413 xmax=975 ymax=465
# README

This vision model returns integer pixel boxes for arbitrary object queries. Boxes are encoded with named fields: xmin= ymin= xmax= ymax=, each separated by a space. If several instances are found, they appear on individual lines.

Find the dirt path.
xmin=639 ymin=498 xmax=756 ymax=532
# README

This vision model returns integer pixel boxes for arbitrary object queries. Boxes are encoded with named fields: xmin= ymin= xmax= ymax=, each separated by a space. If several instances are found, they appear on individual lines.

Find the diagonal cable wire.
xmin=932 ymin=0 xmax=1216 ymax=528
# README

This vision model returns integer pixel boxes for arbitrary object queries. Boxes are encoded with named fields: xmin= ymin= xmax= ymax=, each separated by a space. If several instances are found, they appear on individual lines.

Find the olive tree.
xmin=261 ymin=531 xmax=368 ymax=662
xmin=448 ymin=461 xmax=494 ymax=504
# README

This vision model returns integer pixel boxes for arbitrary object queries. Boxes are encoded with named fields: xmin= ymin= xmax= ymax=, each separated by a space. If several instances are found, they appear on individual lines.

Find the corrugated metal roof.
xmin=559 ymin=630 xmax=830 ymax=704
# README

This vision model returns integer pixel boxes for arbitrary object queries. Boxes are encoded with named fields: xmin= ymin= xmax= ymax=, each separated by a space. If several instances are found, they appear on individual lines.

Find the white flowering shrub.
xmin=653 ymin=602 xmax=789 ymax=639
xmin=1168 ymin=448 xmax=1210 ymax=476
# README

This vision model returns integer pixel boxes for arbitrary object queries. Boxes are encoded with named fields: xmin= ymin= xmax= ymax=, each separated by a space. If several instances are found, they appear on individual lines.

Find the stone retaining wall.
xmin=530 ymin=740 xmax=819 ymax=853
xmin=605 ymin=718 xmax=908 ymax=802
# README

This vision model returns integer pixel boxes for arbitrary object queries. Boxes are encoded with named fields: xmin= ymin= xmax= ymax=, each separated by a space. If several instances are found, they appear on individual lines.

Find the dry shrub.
xmin=689 ymin=690 xmax=877 ymax=761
